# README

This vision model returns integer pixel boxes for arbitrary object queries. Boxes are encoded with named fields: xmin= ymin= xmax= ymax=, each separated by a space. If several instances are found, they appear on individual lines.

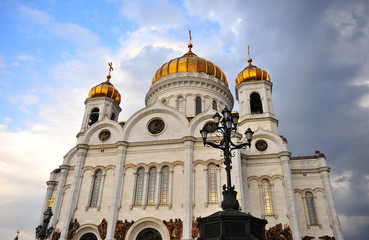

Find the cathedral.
xmin=39 ymin=39 xmax=343 ymax=240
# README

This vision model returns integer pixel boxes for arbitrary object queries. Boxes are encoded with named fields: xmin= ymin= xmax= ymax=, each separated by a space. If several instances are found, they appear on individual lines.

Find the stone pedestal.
xmin=197 ymin=209 xmax=267 ymax=240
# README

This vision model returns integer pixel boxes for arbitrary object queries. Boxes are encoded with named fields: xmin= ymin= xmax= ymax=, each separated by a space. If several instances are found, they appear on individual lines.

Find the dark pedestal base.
xmin=197 ymin=209 xmax=267 ymax=240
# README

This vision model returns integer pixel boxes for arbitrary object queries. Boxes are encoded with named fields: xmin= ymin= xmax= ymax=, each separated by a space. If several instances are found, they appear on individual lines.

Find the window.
xmin=135 ymin=168 xmax=145 ymax=205
xmin=195 ymin=96 xmax=202 ymax=115
xmin=176 ymin=96 xmax=184 ymax=112
xmin=90 ymin=170 xmax=102 ymax=206
xmin=160 ymin=166 xmax=169 ymax=204
xmin=262 ymin=179 xmax=274 ymax=215
xmin=161 ymin=99 xmax=167 ymax=105
xmin=88 ymin=108 xmax=99 ymax=126
xmin=147 ymin=168 xmax=157 ymax=205
xmin=250 ymin=93 xmax=263 ymax=114
xmin=208 ymin=164 xmax=218 ymax=203
xmin=306 ymin=192 xmax=318 ymax=225
xmin=110 ymin=112 xmax=116 ymax=121
xmin=212 ymin=100 xmax=217 ymax=111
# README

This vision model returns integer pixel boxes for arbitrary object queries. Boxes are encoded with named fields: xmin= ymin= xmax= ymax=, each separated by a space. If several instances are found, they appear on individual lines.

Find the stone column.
xmin=155 ymin=168 xmax=162 ymax=208
xmin=105 ymin=142 xmax=128 ymax=240
xmin=279 ymin=152 xmax=301 ymax=240
xmin=182 ymin=136 xmax=195 ymax=240
xmin=168 ymin=169 xmax=174 ymax=209
xmin=60 ymin=144 xmax=88 ymax=240
xmin=320 ymin=169 xmax=344 ymax=240
xmin=142 ymin=170 xmax=150 ymax=208
xmin=51 ymin=165 xmax=69 ymax=227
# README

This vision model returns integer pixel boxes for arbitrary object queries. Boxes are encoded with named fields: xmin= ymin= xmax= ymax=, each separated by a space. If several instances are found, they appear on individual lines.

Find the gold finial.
xmin=247 ymin=45 xmax=252 ymax=64
xmin=48 ymin=197 xmax=55 ymax=207
xmin=16 ymin=230 xmax=20 ymax=237
xmin=188 ymin=30 xmax=193 ymax=51
xmin=107 ymin=62 xmax=113 ymax=81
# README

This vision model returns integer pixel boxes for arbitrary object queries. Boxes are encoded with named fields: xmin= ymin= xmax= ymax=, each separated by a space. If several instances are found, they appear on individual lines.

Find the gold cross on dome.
xmin=189 ymin=30 xmax=192 ymax=44
xmin=48 ymin=197 xmax=55 ymax=207
xmin=16 ymin=230 xmax=20 ymax=236
xmin=248 ymin=45 xmax=250 ymax=58
xmin=108 ymin=62 xmax=113 ymax=75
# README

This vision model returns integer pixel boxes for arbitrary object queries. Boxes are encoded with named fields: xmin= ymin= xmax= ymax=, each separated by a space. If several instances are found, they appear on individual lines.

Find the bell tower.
xmin=235 ymin=48 xmax=278 ymax=134
xmin=79 ymin=62 xmax=122 ymax=135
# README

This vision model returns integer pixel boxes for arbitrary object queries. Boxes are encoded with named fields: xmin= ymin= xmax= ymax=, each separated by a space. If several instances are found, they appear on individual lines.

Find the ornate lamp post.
xmin=197 ymin=107 xmax=267 ymax=240
xmin=36 ymin=197 xmax=55 ymax=240
xmin=200 ymin=106 xmax=253 ymax=210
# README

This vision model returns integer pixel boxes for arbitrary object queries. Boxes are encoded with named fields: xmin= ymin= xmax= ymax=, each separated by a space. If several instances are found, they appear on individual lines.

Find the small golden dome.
xmin=88 ymin=76 xmax=121 ymax=105
xmin=235 ymin=57 xmax=270 ymax=87
xmin=152 ymin=43 xmax=228 ymax=87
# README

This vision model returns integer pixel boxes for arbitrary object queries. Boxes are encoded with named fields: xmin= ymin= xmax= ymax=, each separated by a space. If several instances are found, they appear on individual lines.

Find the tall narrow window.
xmin=110 ymin=112 xmax=116 ymax=121
xmin=88 ymin=108 xmax=99 ymax=126
xmin=160 ymin=166 xmax=169 ymax=204
xmin=135 ymin=168 xmax=145 ymax=205
xmin=306 ymin=192 xmax=318 ymax=225
xmin=208 ymin=164 xmax=218 ymax=203
xmin=195 ymin=96 xmax=202 ymax=115
xmin=212 ymin=100 xmax=217 ymax=111
xmin=250 ymin=93 xmax=263 ymax=114
xmin=90 ymin=170 xmax=102 ymax=206
xmin=262 ymin=179 xmax=274 ymax=215
xmin=147 ymin=168 xmax=157 ymax=205
xmin=176 ymin=96 xmax=184 ymax=112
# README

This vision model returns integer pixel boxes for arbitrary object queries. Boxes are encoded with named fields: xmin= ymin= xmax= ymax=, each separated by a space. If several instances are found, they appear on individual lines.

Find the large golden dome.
xmin=152 ymin=43 xmax=228 ymax=86
xmin=235 ymin=57 xmax=270 ymax=87
xmin=88 ymin=76 xmax=121 ymax=105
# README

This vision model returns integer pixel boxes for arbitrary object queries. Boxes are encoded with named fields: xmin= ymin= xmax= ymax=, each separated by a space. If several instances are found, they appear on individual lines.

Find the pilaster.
xmin=105 ymin=142 xmax=128 ymax=240
xmin=182 ymin=136 xmax=195 ymax=240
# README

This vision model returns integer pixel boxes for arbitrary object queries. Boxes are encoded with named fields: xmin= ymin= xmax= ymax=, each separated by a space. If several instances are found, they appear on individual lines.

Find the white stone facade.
xmin=40 ymin=59 xmax=343 ymax=240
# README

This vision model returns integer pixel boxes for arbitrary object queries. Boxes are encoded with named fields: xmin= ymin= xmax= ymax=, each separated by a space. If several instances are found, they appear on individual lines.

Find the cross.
xmin=108 ymin=62 xmax=113 ymax=75
xmin=16 ymin=230 xmax=20 ymax=237
xmin=248 ymin=45 xmax=250 ymax=59
xmin=48 ymin=197 xmax=55 ymax=207
xmin=189 ymin=30 xmax=192 ymax=44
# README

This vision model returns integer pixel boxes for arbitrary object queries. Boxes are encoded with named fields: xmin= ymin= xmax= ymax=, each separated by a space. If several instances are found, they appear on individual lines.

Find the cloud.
xmin=8 ymin=94 xmax=39 ymax=106
xmin=16 ymin=54 xmax=35 ymax=61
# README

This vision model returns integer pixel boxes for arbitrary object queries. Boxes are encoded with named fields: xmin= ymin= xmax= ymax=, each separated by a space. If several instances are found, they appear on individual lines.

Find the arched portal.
xmin=136 ymin=228 xmax=162 ymax=240
xmin=80 ymin=232 xmax=98 ymax=240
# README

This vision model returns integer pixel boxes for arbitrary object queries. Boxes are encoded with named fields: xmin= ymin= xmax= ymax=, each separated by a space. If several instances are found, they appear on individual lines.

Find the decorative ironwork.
xmin=256 ymin=139 xmax=268 ymax=151
xmin=192 ymin=217 xmax=199 ymax=239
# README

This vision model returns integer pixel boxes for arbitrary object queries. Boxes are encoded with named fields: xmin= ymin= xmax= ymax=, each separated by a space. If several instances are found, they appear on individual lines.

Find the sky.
xmin=0 ymin=0 xmax=368 ymax=239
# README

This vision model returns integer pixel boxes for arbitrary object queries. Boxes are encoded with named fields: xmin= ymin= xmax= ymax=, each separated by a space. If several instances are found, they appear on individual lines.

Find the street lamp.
xmin=200 ymin=106 xmax=253 ymax=210
xmin=36 ymin=197 xmax=55 ymax=240
xmin=197 ymin=107 xmax=267 ymax=240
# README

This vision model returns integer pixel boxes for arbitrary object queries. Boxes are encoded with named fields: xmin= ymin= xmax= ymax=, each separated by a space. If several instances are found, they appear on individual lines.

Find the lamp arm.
xmin=205 ymin=141 xmax=223 ymax=150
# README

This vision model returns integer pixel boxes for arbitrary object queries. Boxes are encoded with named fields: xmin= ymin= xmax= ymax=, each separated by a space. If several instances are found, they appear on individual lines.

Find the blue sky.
xmin=1 ymin=0 xmax=369 ymax=239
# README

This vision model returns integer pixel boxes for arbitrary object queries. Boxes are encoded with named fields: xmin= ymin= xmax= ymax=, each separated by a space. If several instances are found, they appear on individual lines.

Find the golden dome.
xmin=235 ymin=57 xmax=271 ymax=87
xmin=152 ymin=43 xmax=228 ymax=87
xmin=88 ymin=76 xmax=121 ymax=105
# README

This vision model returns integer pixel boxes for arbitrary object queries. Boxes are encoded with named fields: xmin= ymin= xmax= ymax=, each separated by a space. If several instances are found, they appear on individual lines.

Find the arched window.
xmin=262 ymin=179 xmax=274 ymax=215
xmin=147 ymin=167 xmax=157 ymax=205
xmin=176 ymin=96 xmax=184 ymax=112
xmin=90 ymin=170 xmax=102 ymax=206
xmin=135 ymin=168 xmax=145 ymax=205
xmin=110 ymin=112 xmax=116 ymax=121
xmin=160 ymin=166 xmax=169 ymax=204
xmin=88 ymin=108 xmax=99 ymax=126
xmin=212 ymin=100 xmax=217 ymax=111
xmin=80 ymin=233 xmax=98 ymax=240
xmin=306 ymin=192 xmax=318 ymax=225
xmin=208 ymin=164 xmax=218 ymax=203
xmin=195 ymin=96 xmax=202 ymax=115
xmin=250 ymin=93 xmax=263 ymax=114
